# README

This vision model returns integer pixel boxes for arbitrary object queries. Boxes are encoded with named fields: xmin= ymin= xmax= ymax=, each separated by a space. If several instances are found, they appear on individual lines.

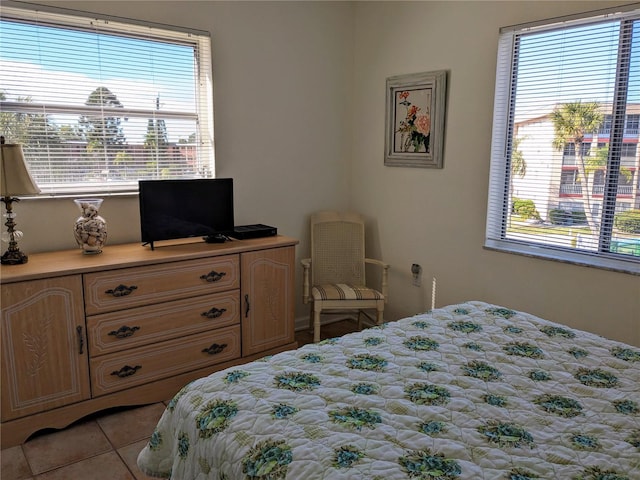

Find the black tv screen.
xmin=139 ymin=178 xmax=234 ymax=248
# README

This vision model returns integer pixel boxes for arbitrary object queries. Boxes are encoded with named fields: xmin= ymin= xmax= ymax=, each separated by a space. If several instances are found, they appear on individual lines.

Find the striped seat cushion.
xmin=312 ymin=283 xmax=383 ymax=301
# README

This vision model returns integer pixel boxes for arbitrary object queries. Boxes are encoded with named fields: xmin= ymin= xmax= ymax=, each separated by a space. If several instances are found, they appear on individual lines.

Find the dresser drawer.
xmin=84 ymin=255 xmax=239 ymax=315
xmin=87 ymin=291 xmax=240 ymax=357
xmin=90 ymin=325 xmax=241 ymax=396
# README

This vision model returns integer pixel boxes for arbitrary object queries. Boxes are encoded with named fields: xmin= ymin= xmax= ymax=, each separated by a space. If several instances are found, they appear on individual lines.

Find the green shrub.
xmin=614 ymin=209 xmax=640 ymax=234
xmin=549 ymin=209 xmax=570 ymax=225
xmin=549 ymin=209 xmax=587 ymax=225
xmin=570 ymin=210 xmax=587 ymax=224
xmin=512 ymin=198 xmax=540 ymax=219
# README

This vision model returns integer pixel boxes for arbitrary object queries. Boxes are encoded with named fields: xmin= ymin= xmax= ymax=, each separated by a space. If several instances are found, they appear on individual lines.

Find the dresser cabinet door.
xmin=1 ymin=276 xmax=90 ymax=421
xmin=241 ymin=246 xmax=295 ymax=356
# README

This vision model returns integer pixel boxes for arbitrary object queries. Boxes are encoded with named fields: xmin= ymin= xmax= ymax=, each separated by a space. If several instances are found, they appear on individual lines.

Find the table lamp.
xmin=1 ymin=137 xmax=41 ymax=265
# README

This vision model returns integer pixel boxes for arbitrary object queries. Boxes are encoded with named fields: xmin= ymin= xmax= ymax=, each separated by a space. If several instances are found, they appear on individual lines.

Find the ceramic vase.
xmin=73 ymin=198 xmax=107 ymax=254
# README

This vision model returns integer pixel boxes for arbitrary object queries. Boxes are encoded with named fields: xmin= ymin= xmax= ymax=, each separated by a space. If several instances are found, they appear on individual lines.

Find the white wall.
xmin=350 ymin=1 xmax=640 ymax=346
xmin=9 ymin=1 xmax=639 ymax=346
xmin=12 ymin=1 xmax=355 ymax=322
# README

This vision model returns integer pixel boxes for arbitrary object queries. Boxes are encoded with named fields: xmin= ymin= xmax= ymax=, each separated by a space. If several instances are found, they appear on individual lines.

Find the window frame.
xmin=0 ymin=1 xmax=215 ymax=196
xmin=485 ymin=5 xmax=640 ymax=275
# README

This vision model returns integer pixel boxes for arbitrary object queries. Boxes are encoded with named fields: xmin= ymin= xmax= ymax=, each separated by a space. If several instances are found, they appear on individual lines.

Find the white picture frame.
xmin=384 ymin=70 xmax=448 ymax=168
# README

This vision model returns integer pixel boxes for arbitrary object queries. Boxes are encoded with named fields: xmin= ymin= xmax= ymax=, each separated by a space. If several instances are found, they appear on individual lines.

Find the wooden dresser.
xmin=0 ymin=236 xmax=298 ymax=448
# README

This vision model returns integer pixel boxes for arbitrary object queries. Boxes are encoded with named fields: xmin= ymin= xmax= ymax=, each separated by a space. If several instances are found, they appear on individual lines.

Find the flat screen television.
xmin=139 ymin=178 xmax=234 ymax=249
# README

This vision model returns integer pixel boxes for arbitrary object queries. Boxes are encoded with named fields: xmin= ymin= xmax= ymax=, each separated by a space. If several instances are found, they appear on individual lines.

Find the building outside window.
xmin=599 ymin=114 xmax=613 ymax=135
xmin=562 ymin=142 xmax=591 ymax=164
xmin=621 ymin=143 xmax=638 ymax=159
xmin=560 ymin=169 xmax=583 ymax=195
xmin=627 ymin=114 xmax=640 ymax=134
xmin=593 ymin=170 xmax=635 ymax=196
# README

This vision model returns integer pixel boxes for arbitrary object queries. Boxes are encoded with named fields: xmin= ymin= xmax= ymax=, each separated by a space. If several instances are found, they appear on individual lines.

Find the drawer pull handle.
xmin=202 ymin=343 xmax=227 ymax=355
xmin=111 ymin=365 xmax=142 ymax=378
xmin=105 ymin=284 xmax=138 ymax=297
xmin=244 ymin=294 xmax=250 ymax=318
xmin=200 ymin=270 xmax=226 ymax=283
xmin=108 ymin=325 xmax=140 ymax=338
xmin=201 ymin=307 xmax=227 ymax=319
xmin=76 ymin=326 xmax=84 ymax=354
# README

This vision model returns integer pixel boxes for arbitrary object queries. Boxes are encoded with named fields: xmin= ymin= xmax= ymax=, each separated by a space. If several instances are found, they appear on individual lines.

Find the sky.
xmin=0 ymin=18 xmax=200 ymax=142
xmin=512 ymin=18 xmax=640 ymax=119
xmin=2 ymin=12 xmax=638 ymax=140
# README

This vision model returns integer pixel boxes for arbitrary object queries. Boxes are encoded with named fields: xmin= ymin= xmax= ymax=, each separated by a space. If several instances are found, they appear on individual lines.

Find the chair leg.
xmin=313 ymin=307 xmax=322 ymax=343
xmin=376 ymin=305 xmax=384 ymax=326
xmin=308 ymin=303 xmax=314 ymax=334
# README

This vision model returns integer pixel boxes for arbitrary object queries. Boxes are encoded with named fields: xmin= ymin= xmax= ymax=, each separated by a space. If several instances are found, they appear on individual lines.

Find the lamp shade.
xmin=1 ymin=143 xmax=41 ymax=197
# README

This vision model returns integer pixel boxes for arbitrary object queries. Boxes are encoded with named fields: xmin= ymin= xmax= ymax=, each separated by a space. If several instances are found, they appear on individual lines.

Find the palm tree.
xmin=508 ymin=135 xmax=527 ymax=225
xmin=511 ymin=136 xmax=526 ymax=178
xmin=551 ymin=101 xmax=603 ymax=234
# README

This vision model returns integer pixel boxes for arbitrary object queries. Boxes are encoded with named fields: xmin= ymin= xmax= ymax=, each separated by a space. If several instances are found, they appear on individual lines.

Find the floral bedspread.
xmin=137 ymin=301 xmax=640 ymax=479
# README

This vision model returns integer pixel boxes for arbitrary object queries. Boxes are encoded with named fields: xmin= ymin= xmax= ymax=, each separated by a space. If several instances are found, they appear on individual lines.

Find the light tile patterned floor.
xmin=1 ymin=321 xmax=358 ymax=479
xmin=1 ymin=403 xmax=165 ymax=480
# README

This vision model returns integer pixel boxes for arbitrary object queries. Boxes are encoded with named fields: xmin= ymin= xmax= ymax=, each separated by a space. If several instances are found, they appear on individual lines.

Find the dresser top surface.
xmin=0 ymin=235 xmax=298 ymax=284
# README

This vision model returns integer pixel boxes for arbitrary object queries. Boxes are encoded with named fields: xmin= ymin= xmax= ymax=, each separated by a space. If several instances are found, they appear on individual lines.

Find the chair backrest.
xmin=310 ymin=211 xmax=366 ymax=286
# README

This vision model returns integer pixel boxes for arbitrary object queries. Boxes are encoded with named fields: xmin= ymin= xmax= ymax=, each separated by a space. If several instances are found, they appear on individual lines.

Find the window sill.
xmin=484 ymin=239 xmax=640 ymax=276
xmin=16 ymin=191 xmax=139 ymax=202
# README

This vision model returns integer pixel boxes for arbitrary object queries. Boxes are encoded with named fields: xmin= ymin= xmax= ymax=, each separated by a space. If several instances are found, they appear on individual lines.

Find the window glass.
xmin=0 ymin=4 xmax=214 ymax=195
xmin=487 ymin=8 xmax=640 ymax=273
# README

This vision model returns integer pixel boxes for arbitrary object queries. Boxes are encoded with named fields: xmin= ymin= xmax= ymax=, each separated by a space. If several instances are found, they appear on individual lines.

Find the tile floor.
xmin=1 ymin=402 xmax=166 ymax=480
xmin=1 ymin=320 xmax=359 ymax=480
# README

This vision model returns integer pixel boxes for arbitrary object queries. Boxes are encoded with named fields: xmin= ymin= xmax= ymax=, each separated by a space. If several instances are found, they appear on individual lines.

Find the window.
xmin=559 ymin=169 xmax=582 ymax=195
xmin=593 ymin=170 xmax=634 ymax=195
xmin=616 ymin=202 xmax=631 ymax=213
xmin=562 ymin=142 xmax=591 ymax=158
xmin=599 ymin=114 xmax=613 ymax=135
xmin=0 ymin=3 xmax=214 ymax=195
xmin=626 ymin=114 xmax=640 ymax=134
xmin=486 ymin=6 xmax=640 ymax=274
xmin=621 ymin=143 xmax=637 ymax=158
xmin=561 ymin=142 xmax=592 ymax=166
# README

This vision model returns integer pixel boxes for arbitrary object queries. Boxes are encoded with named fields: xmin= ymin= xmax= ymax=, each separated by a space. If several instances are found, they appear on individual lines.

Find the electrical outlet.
xmin=411 ymin=263 xmax=422 ymax=287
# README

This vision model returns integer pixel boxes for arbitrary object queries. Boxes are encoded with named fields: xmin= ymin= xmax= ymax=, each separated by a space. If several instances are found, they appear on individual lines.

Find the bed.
xmin=137 ymin=301 xmax=640 ymax=479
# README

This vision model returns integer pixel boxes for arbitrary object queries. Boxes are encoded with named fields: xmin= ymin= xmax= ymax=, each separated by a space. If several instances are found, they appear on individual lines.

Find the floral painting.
xmin=385 ymin=70 xmax=447 ymax=168
xmin=394 ymin=89 xmax=432 ymax=154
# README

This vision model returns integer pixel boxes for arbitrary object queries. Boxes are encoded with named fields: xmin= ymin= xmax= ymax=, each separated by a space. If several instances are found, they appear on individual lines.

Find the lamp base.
xmin=1 ymin=248 xmax=29 ymax=265
xmin=2 ymin=195 xmax=30 ymax=265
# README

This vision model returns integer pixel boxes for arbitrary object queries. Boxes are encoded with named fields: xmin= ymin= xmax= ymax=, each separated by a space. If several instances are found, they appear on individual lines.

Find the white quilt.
xmin=138 ymin=301 xmax=640 ymax=479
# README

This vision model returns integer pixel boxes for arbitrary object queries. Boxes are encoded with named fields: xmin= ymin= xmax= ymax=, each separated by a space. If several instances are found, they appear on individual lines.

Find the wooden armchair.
xmin=301 ymin=211 xmax=389 ymax=342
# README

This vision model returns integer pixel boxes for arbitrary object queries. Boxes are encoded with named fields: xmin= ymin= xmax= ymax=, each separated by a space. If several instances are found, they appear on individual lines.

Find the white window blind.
xmin=0 ymin=2 xmax=214 ymax=195
xmin=486 ymin=6 xmax=640 ymax=274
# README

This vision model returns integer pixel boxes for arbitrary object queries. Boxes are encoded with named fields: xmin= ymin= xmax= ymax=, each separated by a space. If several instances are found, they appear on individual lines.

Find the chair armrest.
xmin=301 ymin=258 xmax=311 ymax=304
xmin=365 ymin=258 xmax=390 ymax=303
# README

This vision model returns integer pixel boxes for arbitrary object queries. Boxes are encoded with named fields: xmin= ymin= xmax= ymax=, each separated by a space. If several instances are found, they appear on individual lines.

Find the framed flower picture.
xmin=384 ymin=70 xmax=448 ymax=168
